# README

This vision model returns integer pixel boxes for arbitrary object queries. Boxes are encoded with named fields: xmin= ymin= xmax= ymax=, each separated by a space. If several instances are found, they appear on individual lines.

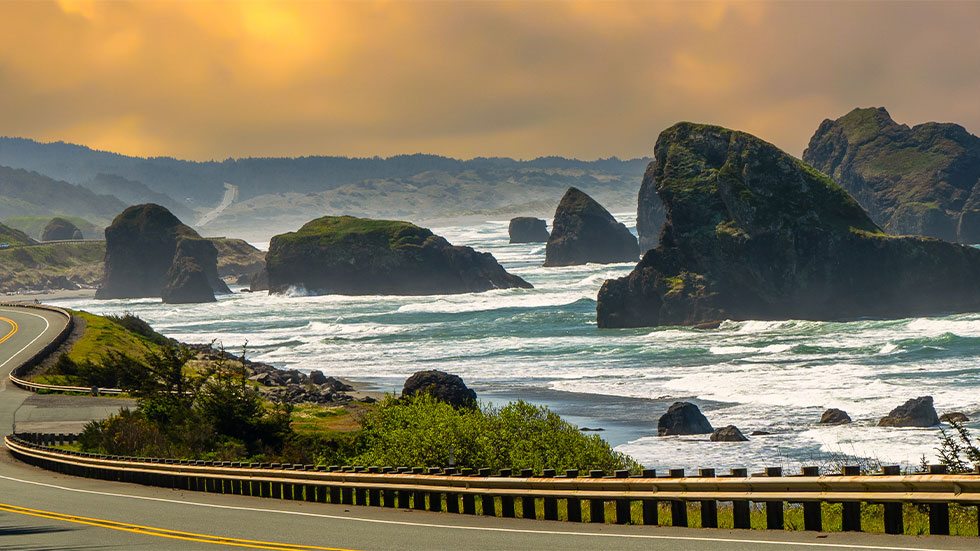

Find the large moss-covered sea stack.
xmin=265 ymin=215 xmax=531 ymax=295
xmin=97 ymin=204 xmax=229 ymax=302
xmin=597 ymin=122 xmax=980 ymax=328
xmin=804 ymin=107 xmax=980 ymax=243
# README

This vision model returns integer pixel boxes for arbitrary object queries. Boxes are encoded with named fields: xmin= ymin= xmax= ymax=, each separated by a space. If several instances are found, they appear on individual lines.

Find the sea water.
xmin=51 ymin=214 xmax=980 ymax=473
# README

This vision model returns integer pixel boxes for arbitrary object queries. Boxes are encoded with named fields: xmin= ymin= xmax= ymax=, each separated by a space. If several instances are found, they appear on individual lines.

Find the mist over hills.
xmin=0 ymin=137 xmax=648 ymax=241
xmin=0 ymin=165 xmax=127 ymax=224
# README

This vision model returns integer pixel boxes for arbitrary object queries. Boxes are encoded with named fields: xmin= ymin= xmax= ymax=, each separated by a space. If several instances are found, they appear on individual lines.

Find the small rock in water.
xmin=710 ymin=425 xmax=748 ymax=442
xmin=749 ymin=430 xmax=772 ymax=436
xmin=878 ymin=396 xmax=940 ymax=427
xmin=820 ymin=408 xmax=852 ymax=425
xmin=658 ymin=402 xmax=713 ymax=436
xmin=940 ymin=412 xmax=969 ymax=423
xmin=579 ymin=427 xmax=604 ymax=432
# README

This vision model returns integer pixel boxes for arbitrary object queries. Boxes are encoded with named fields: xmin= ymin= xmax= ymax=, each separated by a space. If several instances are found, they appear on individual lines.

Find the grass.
xmin=3 ymin=215 xmax=101 ymax=241
xmin=0 ymin=242 xmax=104 ymax=292
xmin=66 ymin=310 xmax=166 ymax=364
xmin=275 ymin=216 xmax=431 ymax=249
xmin=291 ymin=403 xmax=368 ymax=435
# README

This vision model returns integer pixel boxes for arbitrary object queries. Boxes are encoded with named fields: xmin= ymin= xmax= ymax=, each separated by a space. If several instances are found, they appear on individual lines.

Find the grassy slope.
xmin=0 ymin=242 xmax=104 ymax=292
xmin=0 ymin=222 xmax=37 ymax=246
xmin=3 ymin=215 xmax=102 ymax=241
xmin=277 ymin=216 xmax=430 ymax=249
xmin=66 ymin=311 xmax=166 ymax=364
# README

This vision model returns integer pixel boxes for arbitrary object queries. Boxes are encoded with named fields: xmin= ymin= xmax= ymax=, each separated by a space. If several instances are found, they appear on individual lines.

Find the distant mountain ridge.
xmin=0 ymin=165 xmax=127 ymax=225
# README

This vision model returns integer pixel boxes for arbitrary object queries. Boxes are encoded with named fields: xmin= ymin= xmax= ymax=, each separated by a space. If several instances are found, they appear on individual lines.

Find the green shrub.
xmin=352 ymin=394 xmax=640 ymax=474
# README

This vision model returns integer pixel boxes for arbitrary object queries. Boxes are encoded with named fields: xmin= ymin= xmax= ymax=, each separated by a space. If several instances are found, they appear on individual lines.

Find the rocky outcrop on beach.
xmin=264 ymin=215 xmax=531 ymax=295
xmin=401 ymin=370 xmax=477 ymax=409
xmin=96 ymin=204 xmax=230 ymax=302
xmin=544 ymin=187 xmax=639 ymax=266
xmin=636 ymin=164 xmax=668 ymax=253
xmin=247 ymin=268 xmax=270 ymax=292
xmin=820 ymin=408 xmax=852 ymax=425
xmin=508 ymin=217 xmax=550 ymax=243
xmin=41 ymin=217 xmax=83 ymax=241
xmin=940 ymin=412 xmax=970 ymax=423
xmin=658 ymin=402 xmax=713 ymax=436
xmin=210 ymin=238 xmax=266 ymax=280
xmin=878 ymin=396 xmax=940 ymax=427
xmin=710 ymin=425 xmax=748 ymax=442
xmin=596 ymin=123 xmax=980 ymax=328
xmin=804 ymin=107 xmax=980 ymax=243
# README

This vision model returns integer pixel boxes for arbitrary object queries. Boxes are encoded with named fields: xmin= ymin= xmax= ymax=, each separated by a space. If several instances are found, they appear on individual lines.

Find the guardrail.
xmin=7 ymin=433 xmax=980 ymax=536
xmin=1 ymin=303 xmax=124 ymax=395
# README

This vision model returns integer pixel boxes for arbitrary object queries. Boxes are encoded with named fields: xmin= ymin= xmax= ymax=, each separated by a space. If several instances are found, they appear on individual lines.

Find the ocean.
xmin=51 ymin=214 xmax=980 ymax=474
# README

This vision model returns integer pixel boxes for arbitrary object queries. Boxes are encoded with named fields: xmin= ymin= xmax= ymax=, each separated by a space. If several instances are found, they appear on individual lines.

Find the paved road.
xmin=0 ymin=304 xmax=977 ymax=550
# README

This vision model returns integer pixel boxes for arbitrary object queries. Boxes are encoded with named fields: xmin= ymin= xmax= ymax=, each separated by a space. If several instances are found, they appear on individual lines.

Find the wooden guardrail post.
xmin=412 ymin=467 xmax=425 ymax=510
xmin=367 ymin=467 xmax=381 ymax=506
xmin=395 ymin=466 xmax=411 ymax=506
xmin=380 ymin=467 xmax=395 ymax=507
xmin=354 ymin=466 xmax=368 ymax=505
xmin=478 ymin=468 xmax=495 ymax=515
xmin=426 ymin=467 xmax=442 ymax=512
xmin=614 ymin=469 xmax=631 ymax=524
xmin=520 ymin=469 xmax=536 ymax=519
xmin=765 ymin=467 xmax=783 ymax=530
xmin=730 ymin=468 xmax=750 ymax=529
xmin=669 ymin=468 xmax=688 ymax=527
xmin=880 ymin=465 xmax=903 ymax=534
xmin=699 ymin=468 xmax=718 ymax=528
xmin=589 ymin=470 xmax=606 ymax=523
xmin=445 ymin=467 xmax=460 ymax=514
xmin=542 ymin=469 xmax=558 ymax=521
xmin=801 ymin=466 xmax=822 ymax=531
xmin=564 ymin=469 xmax=582 ymax=522
xmin=328 ymin=466 xmax=342 ymax=503
xmin=461 ymin=468 xmax=476 ymax=514
xmin=841 ymin=466 xmax=861 ymax=532
xmin=499 ymin=469 xmax=515 ymax=517
xmin=928 ymin=465 xmax=950 ymax=535
xmin=640 ymin=469 xmax=658 ymax=525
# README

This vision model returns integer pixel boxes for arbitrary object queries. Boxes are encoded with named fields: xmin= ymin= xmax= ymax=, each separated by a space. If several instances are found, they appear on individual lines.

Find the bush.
xmin=106 ymin=313 xmax=171 ymax=346
xmin=352 ymin=394 xmax=640 ymax=474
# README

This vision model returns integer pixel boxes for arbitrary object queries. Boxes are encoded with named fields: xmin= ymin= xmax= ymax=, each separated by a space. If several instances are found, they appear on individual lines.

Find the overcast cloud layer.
xmin=2 ymin=1 xmax=979 ymax=161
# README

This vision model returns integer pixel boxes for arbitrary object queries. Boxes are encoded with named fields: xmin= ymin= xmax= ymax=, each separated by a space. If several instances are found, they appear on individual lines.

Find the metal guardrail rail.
xmin=1 ymin=302 xmax=123 ymax=395
xmin=6 ymin=433 xmax=980 ymax=536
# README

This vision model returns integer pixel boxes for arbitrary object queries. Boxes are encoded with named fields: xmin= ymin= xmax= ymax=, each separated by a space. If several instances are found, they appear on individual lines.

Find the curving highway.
xmin=0 ymin=304 xmax=976 ymax=550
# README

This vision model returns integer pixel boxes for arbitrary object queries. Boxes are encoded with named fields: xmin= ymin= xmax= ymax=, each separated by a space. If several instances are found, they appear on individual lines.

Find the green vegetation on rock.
xmin=4 ymin=216 xmax=101 ymax=241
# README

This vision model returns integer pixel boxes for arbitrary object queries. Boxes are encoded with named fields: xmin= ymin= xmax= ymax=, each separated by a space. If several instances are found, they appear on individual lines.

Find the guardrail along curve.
xmin=6 ymin=433 xmax=980 ymax=536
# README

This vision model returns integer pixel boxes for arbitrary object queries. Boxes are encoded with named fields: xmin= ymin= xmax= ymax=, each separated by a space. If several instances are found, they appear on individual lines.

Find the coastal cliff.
xmin=597 ymin=122 xmax=980 ymax=328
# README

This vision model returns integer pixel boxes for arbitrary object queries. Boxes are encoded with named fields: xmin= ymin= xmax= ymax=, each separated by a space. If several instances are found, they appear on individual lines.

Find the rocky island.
xmin=804 ymin=107 xmax=980 ymax=243
xmin=597 ymin=122 xmax=980 ymax=328
xmin=263 ymin=215 xmax=531 ymax=295
xmin=508 ymin=217 xmax=549 ymax=243
xmin=96 ymin=204 xmax=230 ymax=303
xmin=544 ymin=187 xmax=639 ymax=266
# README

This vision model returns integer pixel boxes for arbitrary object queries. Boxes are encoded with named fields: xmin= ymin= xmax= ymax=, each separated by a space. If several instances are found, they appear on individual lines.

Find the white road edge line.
xmin=0 ymin=474 xmax=962 ymax=551
xmin=0 ymin=308 xmax=52 ymax=372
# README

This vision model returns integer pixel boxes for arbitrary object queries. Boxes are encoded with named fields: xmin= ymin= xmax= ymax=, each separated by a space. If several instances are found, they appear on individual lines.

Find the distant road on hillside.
xmin=197 ymin=183 xmax=238 ymax=228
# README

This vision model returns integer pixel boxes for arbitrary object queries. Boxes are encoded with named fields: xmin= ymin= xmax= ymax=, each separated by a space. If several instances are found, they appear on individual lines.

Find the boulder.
xmin=597 ymin=123 xmax=980 ymax=328
xmin=804 ymin=107 xmax=980 ymax=244
xmin=820 ymin=408 xmax=852 ymax=425
xmin=401 ymin=370 xmax=477 ymax=409
xmin=96 ymin=204 xmax=230 ymax=301
xmin=249 ymin=268 xmax=270 ymax=292
xmin=940 ymin=412 xmax=970 ymax=423
xmin=309 ymin=370 xmax=328 ymax=385
xmin=41 ymin=217 xmax=83 ymax=241
xmin=161 ymin=250 xmax=216 ymax=304
xmin=657 ymin=402 xmax=713 ymax=436
xmin=710 ymin=425 xmax=748 ymax=442
xmin=508 ymin=217 xmax=550 ymax=243
xmin=543 ymin=187 xmax=639 ymax=266
xmin=878 ymin=396 xmax=940 ymax=427
xmin=264 ymin=216 xmax=531 ymax=295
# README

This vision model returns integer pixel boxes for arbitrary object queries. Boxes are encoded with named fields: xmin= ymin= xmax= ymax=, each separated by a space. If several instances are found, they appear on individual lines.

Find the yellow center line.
xmin=0 ymin=502 xmax=361 ymax=551
xmin=0 ymin=316 xmax=18 ymax=345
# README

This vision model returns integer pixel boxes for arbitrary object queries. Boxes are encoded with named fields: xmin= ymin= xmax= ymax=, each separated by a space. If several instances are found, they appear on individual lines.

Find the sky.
xmin=2 ymin=0 xmax=979 ymax=161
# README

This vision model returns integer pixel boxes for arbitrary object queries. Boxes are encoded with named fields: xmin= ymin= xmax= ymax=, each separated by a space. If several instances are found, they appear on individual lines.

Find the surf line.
xmin=0 ymin=474 xmax=962 ymax=551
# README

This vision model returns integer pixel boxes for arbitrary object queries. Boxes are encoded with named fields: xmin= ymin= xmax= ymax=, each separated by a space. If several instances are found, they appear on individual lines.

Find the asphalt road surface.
xmin=0 ymin=304 xmax=977 ymax=550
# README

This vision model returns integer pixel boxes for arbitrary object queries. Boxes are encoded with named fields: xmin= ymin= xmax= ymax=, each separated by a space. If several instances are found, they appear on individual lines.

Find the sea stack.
xmin=96 ymin=204 xmax=230 ymax=302
xmin=597 ymin=122 xmax=980 ymax=328
xmin=636 ymin=163 xmax=667 ymax=253
xmin=804 ymin=107 xmax=980 ymax=243
xmin=41 ymin=217 xmax=83 ymax=241
xmin=508 ymin=217 xmax=549 ymax=243
xmin=264 ymin=215 xmax=531 ymax=295
xmin=543 ymin=187 xmax=639 ymax=266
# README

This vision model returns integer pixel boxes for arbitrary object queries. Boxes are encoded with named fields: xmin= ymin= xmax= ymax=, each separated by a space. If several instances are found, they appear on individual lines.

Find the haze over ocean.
xmin=52 ymin=214 xmax=980 ymax=472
